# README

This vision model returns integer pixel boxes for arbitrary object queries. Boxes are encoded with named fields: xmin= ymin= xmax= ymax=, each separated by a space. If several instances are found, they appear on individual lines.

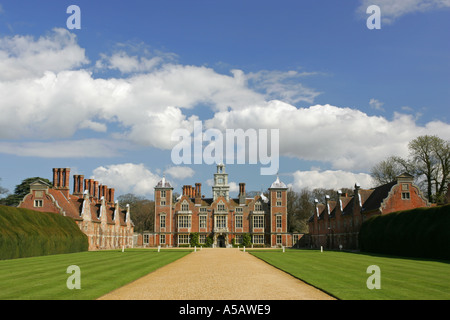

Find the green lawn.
xmin=249 ymin=249 xmax=450 ymax=300
xmin=0 ymin=249 xmax=191 ymax=300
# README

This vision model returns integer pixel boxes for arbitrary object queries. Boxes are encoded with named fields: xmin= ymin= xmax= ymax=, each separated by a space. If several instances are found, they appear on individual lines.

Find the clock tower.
xmin=212 ymin=163 xmax=229 ymax=201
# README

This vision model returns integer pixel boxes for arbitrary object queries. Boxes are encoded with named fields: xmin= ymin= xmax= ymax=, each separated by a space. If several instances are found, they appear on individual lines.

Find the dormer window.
xmin=255 ymin=202 xmax=262 ymax=211
xmin=181 ymin=200 xmax=189 ymax=212
xmin=217 ymin=201 xmax=226 ymax=212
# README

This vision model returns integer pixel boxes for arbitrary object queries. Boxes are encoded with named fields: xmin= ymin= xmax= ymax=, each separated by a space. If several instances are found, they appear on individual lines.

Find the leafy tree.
xmin=205 ymin=234 xmax=213 ymax=247
xmin=189 ymin=232 xmax=199 ymax=247
xmin=0 ymin=177 xmax=51 ymax=207
xmin=242 ymin=233 xmax=252 ymax=247
xmin=0 ymin=178 xmax=8 ymax=198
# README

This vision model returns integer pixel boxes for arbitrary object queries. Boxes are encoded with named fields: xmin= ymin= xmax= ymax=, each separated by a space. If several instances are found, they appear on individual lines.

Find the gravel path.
xmin=98 ymin=248 xmax=335 ymax=300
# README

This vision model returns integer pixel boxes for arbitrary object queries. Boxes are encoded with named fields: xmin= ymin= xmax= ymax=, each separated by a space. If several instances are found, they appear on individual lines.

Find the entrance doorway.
xmin=217 ymin=235 xmax=226 ymax=248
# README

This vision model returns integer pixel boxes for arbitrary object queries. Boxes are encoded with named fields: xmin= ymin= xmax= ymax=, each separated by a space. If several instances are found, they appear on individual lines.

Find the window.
xmin=276 ymin=235 xmax=282 ymax=245
xmin=160 ymin=215 xmax=166 ymax=228
xmin=235 ymin=207 xmax=243 ymax=213
xmin=178 ymin=234 xmax=190 ymax=244
xmin=160 ymin=234 xmax=166 ymax=244
xmin=143 ymin=234 xmax=149 ymax=245
xmin=234 ymin=235 xmax=243 ymax=244
xmin=34 ymin=199 xmax=43 ymax=208
xmin=276 ymin=201 xmax=282 ymax=207
xmin=199 ymin=234 xmax=206 ymax=244
xmin=160 ymin=200 xmax=166 ymax=206
xmin=255 ymin=202 xmax=262 ymax=211
xmin=161 ymin=190 xmax=166 ymax=198
xmin=178 ymin=215 xmax=191 ymax=228
xmin=402 ymin=192 xmax=410 ymax=200
xmin=253 ymin=234 xmax=264 ymax=244
xmin=276 ymin=191 xmax=282 ymax=198
xmin=217 ymin=201 xmax=226 ymax=212
xmin=181 ymin=201 xmax=189 ymax=212
xmin=276 ymin=215 xmax=282 ymax=229
xmin=235 ymin=215 xmax=243 ymax=228
xmin=199 ymin=215 xmax=207 ymax=228
xmin=215 ymin=215 xmax=227 ymax=229
xmin=253 ymin=215 xmax=264 ymax=228
xmin=200 ymin=207 xmax=207 ymax=213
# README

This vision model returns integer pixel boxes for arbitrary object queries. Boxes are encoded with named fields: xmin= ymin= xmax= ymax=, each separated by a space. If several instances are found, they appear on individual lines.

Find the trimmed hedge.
xmin=0 ymin=205 xmax=88 ymax=260
xmin=359 ymin=204 xmax=450 ymax=260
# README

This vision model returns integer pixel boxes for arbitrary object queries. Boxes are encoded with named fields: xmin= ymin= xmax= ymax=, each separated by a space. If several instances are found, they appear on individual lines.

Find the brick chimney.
xmin=195 ymin=183 xmax=202 ymax=205
xmin=239 ymin=183 xmax=246 ymax=205
xmin=52 ymin=168 xmax=70 ymax=198
xmin=93 ymin=181 xmax=99 ymax=200
xmin=73 ymin=175 xmax=84 ymax=195
xmin=108 ymin=188 xmax=115 ymax=204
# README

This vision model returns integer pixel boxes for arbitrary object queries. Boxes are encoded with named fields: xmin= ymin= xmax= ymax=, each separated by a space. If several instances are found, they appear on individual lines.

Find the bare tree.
xmin=371 ymin=135 xmax=450 ymax=203
xmin=408 ymin=135 xmax=449 ymax=203
xmin=370 ymin=156 xmax=406 ymax=186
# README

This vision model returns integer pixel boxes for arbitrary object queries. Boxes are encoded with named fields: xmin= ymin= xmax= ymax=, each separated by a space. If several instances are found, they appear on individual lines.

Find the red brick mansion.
xmin=308 ymin=173 xmax=429 ymax=250
xmin=153 ymin=164 xmax=301 ymax=248
xmin=18 ymin=168 xmax=134 ymax=251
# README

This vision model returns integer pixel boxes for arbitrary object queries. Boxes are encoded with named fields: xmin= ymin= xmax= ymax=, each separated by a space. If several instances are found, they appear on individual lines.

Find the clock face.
xmin=218 ymin=178 xmax=223 ymax=184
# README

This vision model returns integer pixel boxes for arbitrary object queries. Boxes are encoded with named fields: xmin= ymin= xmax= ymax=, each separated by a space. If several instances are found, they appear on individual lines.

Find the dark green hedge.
xmin=359 ymin=205 xmax=450 ymax=260
xmin=0 ymin=205 xmax=88 ymax=260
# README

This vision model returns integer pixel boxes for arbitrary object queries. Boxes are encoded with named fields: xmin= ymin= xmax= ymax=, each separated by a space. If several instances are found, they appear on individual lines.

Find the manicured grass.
xmin=249 ymin=249 xmax=450 ymax=300
xmin=0 ymin=249 xmax=191 ymax=300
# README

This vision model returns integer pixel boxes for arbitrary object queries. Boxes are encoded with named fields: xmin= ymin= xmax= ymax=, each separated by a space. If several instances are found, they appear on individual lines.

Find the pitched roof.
xmin=361 ymin=181 xmax=397 ymax=213
xmin=270 ymin=176 xmax=287 ymax=189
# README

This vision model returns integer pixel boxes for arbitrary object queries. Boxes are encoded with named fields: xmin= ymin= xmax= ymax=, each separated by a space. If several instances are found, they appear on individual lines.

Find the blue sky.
xmin=0 ymin=0 xmax=449 ymax=199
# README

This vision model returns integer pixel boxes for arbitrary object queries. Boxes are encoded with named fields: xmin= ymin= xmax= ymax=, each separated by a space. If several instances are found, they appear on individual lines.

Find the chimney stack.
xmin=52 ymin=168 xmax=70 ymax=198
xmin=108 ymin=188 xmax=115 ymax=204
xmin=239 ymin=183 xmax=246 ymax=205
xmin=73 ymin=175 xmax=84 ymax=195
xmin=195 ymin=183 xmax=202 ymax=205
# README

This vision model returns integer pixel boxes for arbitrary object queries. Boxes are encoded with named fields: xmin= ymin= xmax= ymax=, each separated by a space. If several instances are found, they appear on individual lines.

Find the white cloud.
xmin=0 ymin=139 xmax=121 ymax=158
xmin=206 ymin=101 xmax=450 ymax=171
xmin=164 ymin=166 xmax=195 ymax=180
xmin=243 ymin=69 xmax=321 ymax=105
xmin=290 ymin=170 xmax=374 ymax=191
xmin=91 ymin=163 xmax=160 ymax=197
xmin=369 ymin=98 xmax=385 ymax=111
xmin=0 ymin=28 xmax=88 ymax=81
xmin=357 ymin=0 xmax=450 ymax=24
xmin=1 ymin=27 xmax=450 ymax=177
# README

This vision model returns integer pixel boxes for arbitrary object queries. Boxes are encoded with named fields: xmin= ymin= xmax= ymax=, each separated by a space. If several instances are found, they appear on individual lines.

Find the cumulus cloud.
xmin=0 ymin=28 xmax=88 ymax=81
xmin=243 ymin=69 xmax=321 ymax=104
xmin=206 ymin=101 xmax=450 ymax=171
xmin=1 ymin=27 xmax=450 ymax=184
xmin=357 ymin=0 xmax=450 ymax=24
xmin=290 ymin=170 xmax=374 ymax=191
xmin=91 ymin=163 xmax=161 ymax=196
xmin=164 ymin=166 xmax=195 ymax=180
